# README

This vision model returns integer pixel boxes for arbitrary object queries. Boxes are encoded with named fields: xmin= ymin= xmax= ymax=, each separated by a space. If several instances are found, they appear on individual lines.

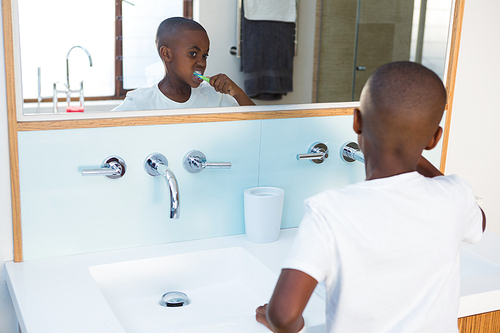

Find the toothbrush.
xmin=194 ymin=72 xmax=210 ymax=83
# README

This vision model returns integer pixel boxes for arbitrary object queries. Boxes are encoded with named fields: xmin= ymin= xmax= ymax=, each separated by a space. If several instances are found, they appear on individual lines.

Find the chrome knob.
xmin=340 ymin=142 xmax=365 ymax=164
xmin=183 ymin=150 xmax=231 ymax=173
xmin=81 ymin=156 xmax=126 ymax=179
xmin=297 ymin=142 xmax=329 ymax=164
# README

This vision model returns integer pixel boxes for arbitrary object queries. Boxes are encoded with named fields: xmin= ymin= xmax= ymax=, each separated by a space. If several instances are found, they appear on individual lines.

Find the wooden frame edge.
xmin=16 ymin=108 xmax=354 ymax=131
xmin=3 ymin=0 xmax=23 ymax=262
xmin=440 ymin=0 xmax=465 ymax=173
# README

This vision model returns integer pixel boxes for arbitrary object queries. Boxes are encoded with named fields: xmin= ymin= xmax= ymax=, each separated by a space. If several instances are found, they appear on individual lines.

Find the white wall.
xmin=445 ymin=0 xmax=500 ymax=235
xmin=0 ymin=3 xmax=19 ymax=332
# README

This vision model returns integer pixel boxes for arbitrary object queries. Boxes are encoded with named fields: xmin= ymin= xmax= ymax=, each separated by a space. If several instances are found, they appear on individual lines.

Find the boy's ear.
xmin=159 ymin=46 xmax=172 ymax=62
xmin=353 ymin=108 xmax=362 ymax=134
xmin=424 ymin=126 xmax=443 ymax=150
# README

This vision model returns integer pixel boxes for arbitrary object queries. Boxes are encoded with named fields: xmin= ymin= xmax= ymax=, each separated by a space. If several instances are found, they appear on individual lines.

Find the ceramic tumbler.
xmin=244 ymin=187 xmax=284 ymax=243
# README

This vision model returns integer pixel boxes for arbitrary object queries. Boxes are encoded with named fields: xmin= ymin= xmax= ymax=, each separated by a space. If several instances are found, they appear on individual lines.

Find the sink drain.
xmin=159 ymin=291 xmax=189 ymax=307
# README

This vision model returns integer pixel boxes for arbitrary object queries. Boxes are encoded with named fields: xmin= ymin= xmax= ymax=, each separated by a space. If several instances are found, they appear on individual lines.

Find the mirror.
xmin=15 ymin=0 xmax=454 ymax=116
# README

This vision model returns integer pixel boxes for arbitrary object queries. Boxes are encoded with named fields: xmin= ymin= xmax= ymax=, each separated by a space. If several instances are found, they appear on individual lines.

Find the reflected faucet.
xmin=66 ymin=45 xmax=93 ymax=90
xmin=52 ymin=45 xmax=93 ymax=113
xmin=144 ymin=153 xmax=180 ymax=219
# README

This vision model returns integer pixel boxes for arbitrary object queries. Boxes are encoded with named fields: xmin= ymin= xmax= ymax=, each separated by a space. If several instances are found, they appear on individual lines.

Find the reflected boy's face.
xmin=169 ymin=30 xmax=210 ymax=88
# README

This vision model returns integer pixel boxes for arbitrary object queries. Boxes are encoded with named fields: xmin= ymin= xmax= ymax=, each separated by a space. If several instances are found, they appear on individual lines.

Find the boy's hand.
xmin=255 ymin=269 xmax=316 ymax=333
xmin=256 ymin=304 xmax=273 ymax=331
xmin=208 ymin=73 xmax=255 ymax=106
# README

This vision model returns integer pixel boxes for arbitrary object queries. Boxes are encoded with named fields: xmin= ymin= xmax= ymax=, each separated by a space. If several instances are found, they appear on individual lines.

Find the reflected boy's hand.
xmin=208 ymin=73 xmax=255 ymax=106
xmin=209 ymin=73 xmax=239 ymax=96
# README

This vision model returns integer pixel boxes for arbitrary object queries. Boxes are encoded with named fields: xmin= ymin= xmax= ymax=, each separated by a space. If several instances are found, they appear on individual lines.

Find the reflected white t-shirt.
xmin=112 ymin=81 xmax=239 ymax=111
xmin=284 ymin=172 xmax=483 ymax=333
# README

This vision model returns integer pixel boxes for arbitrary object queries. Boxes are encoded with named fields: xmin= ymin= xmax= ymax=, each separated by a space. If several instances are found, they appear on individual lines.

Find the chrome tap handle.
xmin=183 ymin=150 xmax=231 ymax=173
xmin=204 ymin=162 xmax=232 ymax=169
xmin=79 ymin=81 xmax=85 ymax=107
xmin=81 ymin=167 xmax=119 ymax=176
xmin=53 ymin=83 xmax=58 ymax=113
xmin=81 ymin=156 xmax=126 ymax=179
xmin=144 ymin=153 xmax=180 ymax=219
xmin=297 ymin=142 xmax=329 ymax=164
xmin=340 ymin=142 xmax=365 ymax=164
xmin=297 ymin=153 xmax=326 ymax=160
xmin=37 ymin=67 xmax=42 ymax=109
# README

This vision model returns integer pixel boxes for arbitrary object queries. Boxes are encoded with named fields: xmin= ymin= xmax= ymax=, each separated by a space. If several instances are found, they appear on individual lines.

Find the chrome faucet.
xmin=144 ymin=153 xmax=180 ymax=219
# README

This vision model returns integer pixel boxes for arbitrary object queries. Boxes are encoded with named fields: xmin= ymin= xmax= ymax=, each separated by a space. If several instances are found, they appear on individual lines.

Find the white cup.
xmin=244 ymin=187 xmax=284 ymax=243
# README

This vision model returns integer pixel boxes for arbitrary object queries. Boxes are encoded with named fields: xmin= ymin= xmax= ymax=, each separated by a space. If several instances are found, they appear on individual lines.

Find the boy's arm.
xmin=256 ymin=269 xmax=317 ymax=333
xmin=416 ymin=155 xmax=443 ymax=178
xmin=417 ymin=156 xmax=486 ymax=231
xmin=209 ymin=74 xmax=255 ymax=106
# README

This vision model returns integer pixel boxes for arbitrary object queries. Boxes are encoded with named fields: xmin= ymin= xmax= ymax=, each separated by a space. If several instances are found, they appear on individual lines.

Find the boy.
xmin=113 ymin=17 xmax=254 ymax=111
xmin=256 ymin=61 xmax=486 ymax=333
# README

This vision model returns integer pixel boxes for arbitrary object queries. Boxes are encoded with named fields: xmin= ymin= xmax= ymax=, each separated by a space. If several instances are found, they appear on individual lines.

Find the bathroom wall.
xmin=445 ymin=0 xmax=500 ymax=235
xmin=17 ymin=116 xmax=370 ymax=260
xmin=16 ymin=112 xmax=444 ymax=261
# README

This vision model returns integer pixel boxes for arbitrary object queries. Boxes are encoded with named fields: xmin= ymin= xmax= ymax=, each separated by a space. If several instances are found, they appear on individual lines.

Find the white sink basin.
xmin=90 ymin=247 xmax=277 ymax=333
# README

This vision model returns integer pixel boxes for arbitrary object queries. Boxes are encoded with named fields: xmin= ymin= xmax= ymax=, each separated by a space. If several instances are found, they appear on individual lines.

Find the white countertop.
xmin=5 ymin=228 xmax=500 ymax=332
xmin=5 ymin=229 xmax=324 ymax=333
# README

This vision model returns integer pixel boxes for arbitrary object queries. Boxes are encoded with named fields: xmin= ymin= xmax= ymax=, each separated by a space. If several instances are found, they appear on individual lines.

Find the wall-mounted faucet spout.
xmin=66 ymin=45 xmax=93 ymax=90
xmin=144 ymin=153 xmax=180 ymax=219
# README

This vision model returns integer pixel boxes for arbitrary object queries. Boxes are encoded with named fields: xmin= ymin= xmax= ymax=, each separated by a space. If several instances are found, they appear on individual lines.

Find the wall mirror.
xmin=11 ymin=0 xmax=454 ymax=118
xmin=4 ymin=0 xmax=464 ymax=264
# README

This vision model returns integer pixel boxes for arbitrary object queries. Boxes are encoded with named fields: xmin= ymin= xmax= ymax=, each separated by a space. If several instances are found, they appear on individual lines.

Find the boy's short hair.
xmin=361 ymin=61 xmax=447 ymax=147
xmin=155 ymin=17 xmax=206 ymax=55
xmin=367 ymin=61 xmax=447 ymax=110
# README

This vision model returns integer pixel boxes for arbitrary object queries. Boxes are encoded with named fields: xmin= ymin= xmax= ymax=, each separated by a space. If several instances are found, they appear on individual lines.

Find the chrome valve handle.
xmin=340 ymin=142 xmax=365 ymax=164
xmin=183 ymin=150 xmax=231 ymax=173
xmin=297 ymin=142 xmax=329 ymax=164
xmin=81 ymin=156 xmax=126 ymax=179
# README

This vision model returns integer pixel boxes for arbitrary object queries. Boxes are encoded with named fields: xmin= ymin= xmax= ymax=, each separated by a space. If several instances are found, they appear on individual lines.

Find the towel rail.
xmin=236 ymin=0 xmax=299 ymax=58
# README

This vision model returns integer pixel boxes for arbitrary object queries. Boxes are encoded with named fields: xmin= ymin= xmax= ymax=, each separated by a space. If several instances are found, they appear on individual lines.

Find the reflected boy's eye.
xmin=189 ymin=51 xmax=197 ymax=57
xmin=203 ymin=54 xmax=209 ymax=59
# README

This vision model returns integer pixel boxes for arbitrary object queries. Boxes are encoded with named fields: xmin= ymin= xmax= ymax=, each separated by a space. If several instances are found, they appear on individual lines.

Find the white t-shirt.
xmin=112 ymin=81 xmax=239 ymax=111
xmin=284 ymin=172 xmax=483 ymax=333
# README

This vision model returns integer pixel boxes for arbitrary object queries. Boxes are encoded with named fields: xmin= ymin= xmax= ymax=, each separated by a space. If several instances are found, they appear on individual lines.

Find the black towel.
xmin=240 ymin=15 xmax=295 ymax=100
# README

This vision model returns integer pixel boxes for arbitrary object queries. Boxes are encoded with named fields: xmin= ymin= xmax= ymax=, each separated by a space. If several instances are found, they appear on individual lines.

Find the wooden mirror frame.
xmin=3 ymin=0 xmax=465 ymax=262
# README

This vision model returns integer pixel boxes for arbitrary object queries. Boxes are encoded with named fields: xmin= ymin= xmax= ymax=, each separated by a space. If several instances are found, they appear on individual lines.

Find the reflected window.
xmin=18 ymin=0 xmax=115 ymax=101
xmin=18 ymin=0 xmax=192 ymax=103
xmin=122 ymin=0 xmax=184 ymax=90
xmin=409 ymin=0 xmax=454 ymax=79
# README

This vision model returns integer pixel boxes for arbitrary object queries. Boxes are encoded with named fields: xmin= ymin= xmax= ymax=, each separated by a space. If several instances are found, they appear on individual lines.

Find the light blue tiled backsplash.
xmin=17 ymin=116 xmax=443 ymax=260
